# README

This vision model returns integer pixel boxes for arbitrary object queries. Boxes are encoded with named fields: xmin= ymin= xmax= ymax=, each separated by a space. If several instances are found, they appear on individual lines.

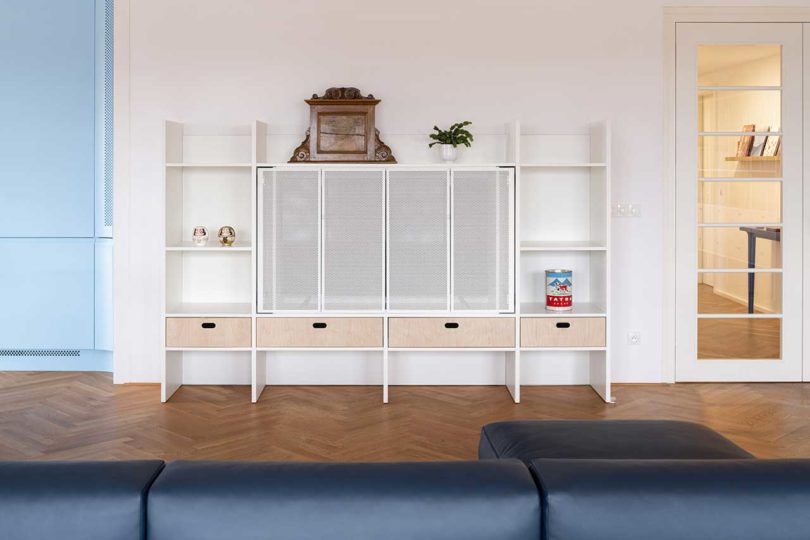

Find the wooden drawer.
xmin=521 ymin=317 xmax=605 ymax=348
xmin=166 ymin=317 xmax=251 ymax=348
xmin=257 ymin=318 xmax=383 ymax=348
xmin=388 ymin=317 xmax=515 ymax=348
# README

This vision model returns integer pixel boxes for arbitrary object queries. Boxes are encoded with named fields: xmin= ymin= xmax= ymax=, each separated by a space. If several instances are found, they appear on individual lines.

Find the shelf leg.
xmin=505 ymin=350 xmax=520 ymax=403
xmin=252 ymin=350 xmax=267 ymax=403
xmin=588 ymin=350 xmax=614 ymax=403
xmin=382 ymin=349 xmax=389 ymax=404
xmin=162 ymin=351 xmax=183 ymax=403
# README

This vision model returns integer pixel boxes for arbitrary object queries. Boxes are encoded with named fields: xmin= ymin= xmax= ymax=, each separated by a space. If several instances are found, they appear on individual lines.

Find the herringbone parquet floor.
xmin=1 ymin=372 xmax=808 ymax=461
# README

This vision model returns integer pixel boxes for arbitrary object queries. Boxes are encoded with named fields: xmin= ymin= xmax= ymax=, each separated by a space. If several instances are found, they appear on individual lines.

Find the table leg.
xmin=747 ymin=232 xmax=756 ymax=314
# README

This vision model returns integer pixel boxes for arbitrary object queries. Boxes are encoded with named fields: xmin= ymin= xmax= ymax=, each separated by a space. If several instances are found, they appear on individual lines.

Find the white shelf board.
xmin=256 ymin=163 xmax=518 ymax=169
xmin=521 ymin=241 xmax=607 ymax=252
xmin=166 ymin=347 xmax=252 ymax=352
xmin=166 ymin=163 xmax=252 ymax=168
xmin=521 ymin=162 xmax=606 ymax=168
xmin=387 ymin=348 xmax=517 ymax=352
xmin=520 ymin=302 xmax=606 ymax=317
xmin=166 ymin=241 xmax=252 ymax=252
xmin=522 ymin=347 xmax=607 ymax=352
xmin=257 ymin=347 xmax=384 ymax=352
xmin=165 ymin=302 xmax=252 ymax=317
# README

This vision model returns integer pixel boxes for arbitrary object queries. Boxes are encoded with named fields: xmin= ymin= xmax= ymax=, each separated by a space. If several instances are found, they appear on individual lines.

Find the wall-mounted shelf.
xmin=724 ymin=156 xmax=780 ymax=162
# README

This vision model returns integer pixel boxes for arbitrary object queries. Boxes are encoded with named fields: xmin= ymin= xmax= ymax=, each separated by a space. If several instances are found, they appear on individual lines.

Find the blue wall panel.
xmin=0 ymin=0 xmax=96 ymax=237
xmin=95 ymin=238 xmax=113 ymax=351
xmin=0 ymin=239 xmax=95 ymax=350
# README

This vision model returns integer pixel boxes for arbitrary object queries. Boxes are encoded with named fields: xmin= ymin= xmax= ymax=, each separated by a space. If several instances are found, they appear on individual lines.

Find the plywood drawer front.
xmin=257 ymin=318 xmax=383 ymax=348
xmin=521 ymin=317 xmax=605 ymax=348
xmin=166 ymin=318 xmax=251 ymax=348
xmin=388 ymin=318 xmax=515 ymax=348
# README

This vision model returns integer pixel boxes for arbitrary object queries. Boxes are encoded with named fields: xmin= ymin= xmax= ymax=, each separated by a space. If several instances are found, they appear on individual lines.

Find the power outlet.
xmin=627 ymin=331 xmax=641 ymax=345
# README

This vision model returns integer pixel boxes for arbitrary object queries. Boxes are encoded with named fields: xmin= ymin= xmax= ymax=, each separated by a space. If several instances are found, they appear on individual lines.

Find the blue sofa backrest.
xmin=531 ymin=459 xmax=810 ymax=540
xmin=147 ymin=460 xmax=540 ymax=540
xmin=0 ymin=460 xmax=164 ymax=540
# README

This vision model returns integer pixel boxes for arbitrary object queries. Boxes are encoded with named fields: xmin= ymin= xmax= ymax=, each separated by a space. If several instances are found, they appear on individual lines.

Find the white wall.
xmin=116 ymin=0 xmax=808 ymax=384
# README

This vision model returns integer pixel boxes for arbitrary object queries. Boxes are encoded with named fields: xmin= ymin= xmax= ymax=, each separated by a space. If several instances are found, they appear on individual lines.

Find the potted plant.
xmin=429 ymin=121 xmax=473 ymax=162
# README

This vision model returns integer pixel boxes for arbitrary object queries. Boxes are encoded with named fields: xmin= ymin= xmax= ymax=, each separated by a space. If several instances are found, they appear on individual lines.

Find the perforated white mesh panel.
xmin=260 ymin=169 xmax=320 ymax=311
xmin=323 ymin=170 xmax=384 ymax=311
xmin=452 ymin=169 xmax=514 ymax=311
xmin=387 ymin=170 xmax=449 ymax=310
xmin=103 ymin=0 xmax=113 ymax=230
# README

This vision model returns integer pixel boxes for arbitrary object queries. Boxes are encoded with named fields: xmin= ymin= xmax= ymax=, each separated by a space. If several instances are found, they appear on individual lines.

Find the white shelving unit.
xmin=162 ymin=120 xmax=612 ymax=404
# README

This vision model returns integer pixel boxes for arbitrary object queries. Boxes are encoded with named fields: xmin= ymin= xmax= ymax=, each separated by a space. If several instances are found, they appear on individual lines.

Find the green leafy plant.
xmin=429 ymin=121 xmax=474 ymax=148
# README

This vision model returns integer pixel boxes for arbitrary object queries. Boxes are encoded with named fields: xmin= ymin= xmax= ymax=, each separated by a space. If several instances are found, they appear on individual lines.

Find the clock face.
xmin=317 ymin=112 xmax=368 ymax=154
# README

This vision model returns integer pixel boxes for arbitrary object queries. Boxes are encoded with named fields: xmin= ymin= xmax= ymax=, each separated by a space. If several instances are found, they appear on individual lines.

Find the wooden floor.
xmin=1 ymin=372 xmax=808 ymax=461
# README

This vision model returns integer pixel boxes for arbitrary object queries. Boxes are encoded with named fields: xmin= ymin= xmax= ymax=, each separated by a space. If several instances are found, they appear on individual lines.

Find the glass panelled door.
xmin=676 ymin=23 xmax=803 ymax=381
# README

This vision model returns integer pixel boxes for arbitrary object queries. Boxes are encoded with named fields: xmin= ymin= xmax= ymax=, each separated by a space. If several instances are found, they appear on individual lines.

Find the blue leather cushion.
xmin=148 ymin=460 xmax=540 ymax=540
xmin=0 ymin=460 xmax=164 ymax=540
xmin=531 ymin=459 xmax=810 ymax=540
xmin=479 ymin=420 xmax=753 ymax=461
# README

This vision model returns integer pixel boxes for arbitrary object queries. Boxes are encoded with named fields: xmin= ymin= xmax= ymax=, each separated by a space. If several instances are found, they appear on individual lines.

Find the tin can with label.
xmin=545 ymin=269 xmax=573 ymax=311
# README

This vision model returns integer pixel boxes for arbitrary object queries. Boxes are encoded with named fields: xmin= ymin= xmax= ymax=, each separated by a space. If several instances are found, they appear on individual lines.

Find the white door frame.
xmin=663 ymin=7 xmax=810 ymax=383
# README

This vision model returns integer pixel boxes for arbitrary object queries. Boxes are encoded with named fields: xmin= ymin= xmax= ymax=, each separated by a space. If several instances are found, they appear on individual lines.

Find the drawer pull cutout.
xmin=312 ymin=322 xmax=327 ymax=329
xmin=201 ymin=322 xmax=217 ymax=329
xmin=556 ymin=322 xmax=571 ymax=329
xmin=444 ymin=322 xmax=459 ymax=329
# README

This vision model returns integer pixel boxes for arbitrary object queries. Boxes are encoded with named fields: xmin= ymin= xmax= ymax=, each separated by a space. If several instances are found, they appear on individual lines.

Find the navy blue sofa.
xmin=2 ymin=421 xmax=809 ymax=540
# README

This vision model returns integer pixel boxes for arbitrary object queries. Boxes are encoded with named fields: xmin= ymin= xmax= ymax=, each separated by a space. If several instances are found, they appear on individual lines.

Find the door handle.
xmin=313 ymin=322 xmax=327 ymax=329
xmin=556 ymin=322 xmax=571 ymax=329
xmin=201 ymin=322 xmax=217 ymax=329
xmin=444 ymin=322 xmax=459 ymax=329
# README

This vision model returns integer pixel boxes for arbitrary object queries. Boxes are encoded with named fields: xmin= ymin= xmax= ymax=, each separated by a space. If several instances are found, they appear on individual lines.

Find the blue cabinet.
xmin=0 ymin=0 xmax=95 ymax=237
xmin=0 ymin=239 xmax=95 ymax=349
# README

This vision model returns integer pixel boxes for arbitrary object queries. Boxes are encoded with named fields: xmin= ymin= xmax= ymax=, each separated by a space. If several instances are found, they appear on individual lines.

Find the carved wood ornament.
xmin=289 ymin=87 xmax=396 ymax=163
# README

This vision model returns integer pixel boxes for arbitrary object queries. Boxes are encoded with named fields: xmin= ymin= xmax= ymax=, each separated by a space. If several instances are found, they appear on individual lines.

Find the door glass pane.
xmin=698 ymin=90 xmax=780 ymax=132
xmin=698 ymin=318 xmax=781 ymax=359
xmin=698 ymin=136 xmax=781 ymax=178
xmin=695 ymin=42 xmax=784 ymax=364
xmin=698 ymin=272 xmax=782 ymax=314
xmin=698 ymin=182 xmax=781 ymax=223
xmin=698 ymin=227 xmax=782 ymax=269
xmin=698 ymin=45 xmax=781 ymax=86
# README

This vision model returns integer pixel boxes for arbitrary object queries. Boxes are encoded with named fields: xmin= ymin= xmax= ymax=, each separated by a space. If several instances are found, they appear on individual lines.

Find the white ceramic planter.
xmin=440 ymin=144 xmax=458 ymax=163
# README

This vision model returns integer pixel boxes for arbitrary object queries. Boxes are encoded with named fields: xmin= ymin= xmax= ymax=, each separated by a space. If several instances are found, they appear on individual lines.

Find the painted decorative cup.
xmin=440 ymin=144 xmax=458 ymax=163
xmin=545 ymin=269 xmax=573 ymax=311
xmin=218 ymin=225 xmax=236 ymax=247
xmin=191 ymin=226 xmax=209 ymax=246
